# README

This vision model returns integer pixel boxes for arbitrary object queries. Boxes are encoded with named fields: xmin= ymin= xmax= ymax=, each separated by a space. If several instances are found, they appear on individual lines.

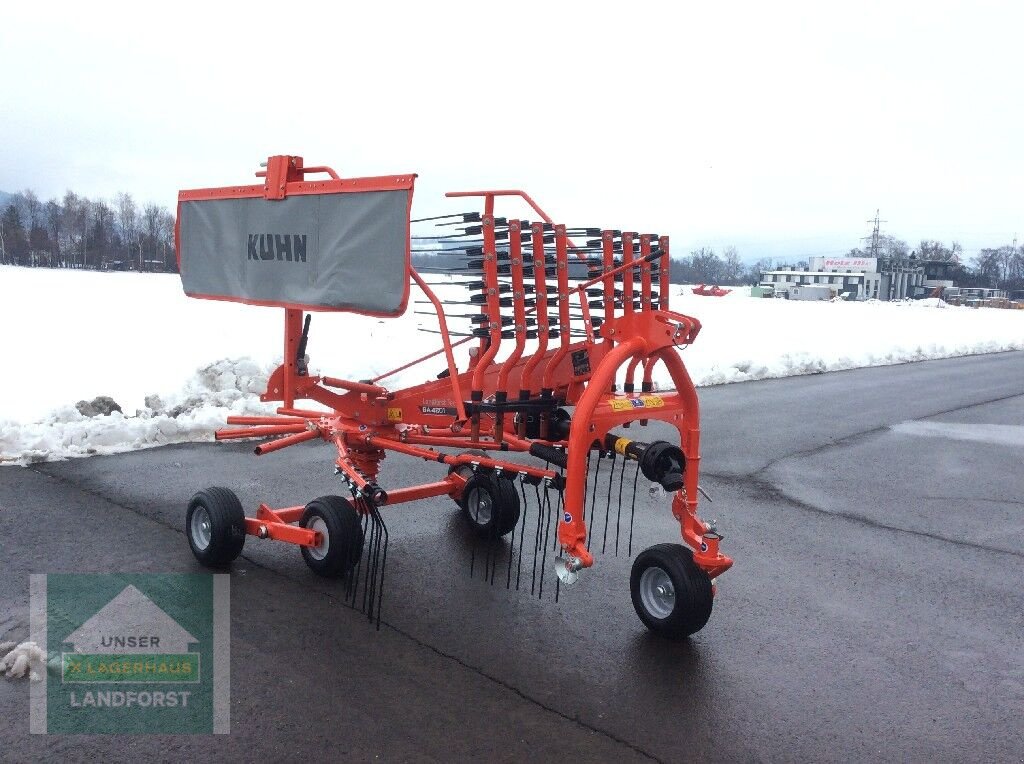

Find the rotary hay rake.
xmin=176 ymin=155 xmax=732 ymax=638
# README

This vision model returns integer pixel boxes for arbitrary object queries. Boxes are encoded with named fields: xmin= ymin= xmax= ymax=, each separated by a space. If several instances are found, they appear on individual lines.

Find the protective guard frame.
xmin=176 ymin=157 xmax=416 ymax=317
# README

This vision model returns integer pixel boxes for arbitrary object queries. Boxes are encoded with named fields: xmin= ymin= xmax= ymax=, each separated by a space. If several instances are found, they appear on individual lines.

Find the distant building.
xmin=760 ymin=256 xmax=883 ymax=300
xmin=759 ymin=255 xmax=954 ymax=301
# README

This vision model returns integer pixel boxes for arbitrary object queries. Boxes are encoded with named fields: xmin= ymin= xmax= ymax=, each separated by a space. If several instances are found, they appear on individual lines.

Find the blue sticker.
xmin=630 ymin=399 xmax=645 ymax=408
xmin=563 ymin=512 xmax=572 ymax=523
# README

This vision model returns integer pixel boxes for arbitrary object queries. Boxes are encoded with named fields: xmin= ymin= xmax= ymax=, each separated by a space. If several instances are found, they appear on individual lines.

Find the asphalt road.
xmin=2 ymin=351 xmax=1023 ymax=762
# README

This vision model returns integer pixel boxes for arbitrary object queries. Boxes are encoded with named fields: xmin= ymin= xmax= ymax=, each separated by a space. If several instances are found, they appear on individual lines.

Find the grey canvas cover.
xmin=178 ymin=189 xmax=410 ymax=314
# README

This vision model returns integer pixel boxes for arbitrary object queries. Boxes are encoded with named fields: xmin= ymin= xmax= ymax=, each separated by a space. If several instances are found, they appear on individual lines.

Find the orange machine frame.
xmin=184 ymin=155 xmax=732 ymax=590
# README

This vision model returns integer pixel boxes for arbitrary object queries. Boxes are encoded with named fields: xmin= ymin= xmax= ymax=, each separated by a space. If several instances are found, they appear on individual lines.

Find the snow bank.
xmin=1 ymin=266 xmax=1022 ymax=464
xmin=1 ymin=358 xmax=276 ymax=464
xmin=0 ymin=641 xmax=48 ymax=682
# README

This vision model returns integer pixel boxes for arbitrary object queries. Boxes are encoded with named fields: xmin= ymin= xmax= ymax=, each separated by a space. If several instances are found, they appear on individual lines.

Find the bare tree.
xmin=917 ymin=239 xmax=962 ymax=263
xmin=689 ymin=248 xmax=726 ymax=284
xmin=91 ymin=200 xmax=115 ymax=268
xmin=721 ymin=246 xmax=745 ymax=284
xmin=45 ymin=199 xmax=62 ymax=266
xmin=142 ymin=203 xmax=163 ymax=271
xmin=116 ymin=192 xmax=139 ymax=267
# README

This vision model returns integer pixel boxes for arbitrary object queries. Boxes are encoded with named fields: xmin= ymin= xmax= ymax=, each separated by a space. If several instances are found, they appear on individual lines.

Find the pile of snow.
xmin=0 ymin=641 xmax=47 ymax=682
xmin=0 ymin=266 xmax=1022 ymax=464
xmin=1 ymin=358 xmax=275 ymax=464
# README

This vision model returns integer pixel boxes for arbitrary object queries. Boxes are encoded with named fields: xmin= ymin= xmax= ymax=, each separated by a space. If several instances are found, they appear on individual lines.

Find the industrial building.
xmin=759 ymin=255 xmax=955 ymax=301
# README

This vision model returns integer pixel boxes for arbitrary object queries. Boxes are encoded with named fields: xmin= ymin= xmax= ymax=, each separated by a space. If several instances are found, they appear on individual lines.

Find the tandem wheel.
xmin=630 ymin=544 xmax=713 ymax=639
xmin=459 ymin=472 xmax=521 ymax=538
xmin=300 ymin=495 xmax=365 ymax=577
xmin=186 ymin=487 xmax=247 ymax=567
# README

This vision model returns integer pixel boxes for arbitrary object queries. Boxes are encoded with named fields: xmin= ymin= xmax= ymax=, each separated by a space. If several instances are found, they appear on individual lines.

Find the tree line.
xmin=4 ymin=190 xmax=1020 ymax=293
xmin=0 ymin=189 xmax=177 ymax=272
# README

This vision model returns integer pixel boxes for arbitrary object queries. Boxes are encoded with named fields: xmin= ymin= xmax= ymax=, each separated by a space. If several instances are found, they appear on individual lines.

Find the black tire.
xmin=630 ymin=543 xmax=713 ymax=639
xmin=300 ymin=496 xmax=364 ymax=577
xmin=186 ymin=487 xmax=247 ymax=567
xmin=449 ymin=450 xmax=487 ymax=510
xmin=461 ymin=472 xmax=521 ymax=538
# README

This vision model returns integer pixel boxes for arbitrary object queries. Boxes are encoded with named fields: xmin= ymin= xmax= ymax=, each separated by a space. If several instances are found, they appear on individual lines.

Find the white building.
xmin=760 ymin=256 xmax=924 ymax=300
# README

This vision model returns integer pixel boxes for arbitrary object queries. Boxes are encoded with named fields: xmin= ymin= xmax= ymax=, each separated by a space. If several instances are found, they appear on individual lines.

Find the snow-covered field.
xmin=1 ymin=265 xmax=1021 ymax=464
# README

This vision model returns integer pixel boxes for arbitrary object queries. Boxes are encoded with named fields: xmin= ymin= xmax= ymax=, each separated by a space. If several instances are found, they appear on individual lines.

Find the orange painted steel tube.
xmin=559 ymin=337 xmax=646 ymax=567
xmin=254 ymin=428 xmax=320 ymax=455
xmin=639 ymin=235 xmax=653 ymax=311
xmin=518 ymin=222 xmax=550 ymax=398
xmin=216 ymin=425 xmax=307 ymax=440
xmin=363 ymin=435 xmax=556 ymax=481
xmin=496 ymin=220 xmax=528 ymax=392
xmin=244 ymin=517 xmax=319 ymax=547
xmin=622 ymin=233 xmax=635 ymax=317
xmin=602 ymin=230 xmax=616 ymax=348
xmin=443 ymin=189 xmax=588 ymax=259
xmin=470 ymin=212 xmax=502 ymax=394
xmin=541 ymin=224 xmax=571 ymax=390
xmin=383 ymin=480 xmax=458 ymax=505
xmin=277 ymin=407 xmax=333 ymax=419
xmin=226 ymin=415 xmax=307 ymax=425
xmin=320 ymin=376 xmax=388 ymax=396
xmin=659 ymin=236 xmax=671 ymax=311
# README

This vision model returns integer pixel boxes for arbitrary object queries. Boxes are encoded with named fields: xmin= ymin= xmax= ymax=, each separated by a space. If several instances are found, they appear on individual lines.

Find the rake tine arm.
xmin=215 ymin=424 xmax=309 ymax=440
xmin=540 ymin=224 xmax=571 ymax=394
xmin=253 ymin=428 xmax=321 ymax=455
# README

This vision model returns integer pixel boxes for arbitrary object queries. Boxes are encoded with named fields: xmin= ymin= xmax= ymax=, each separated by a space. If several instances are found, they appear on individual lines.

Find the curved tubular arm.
xmin=470 ymin=214 xmax=503 ymax=394
xmin=654 ymin=347 xmax=730 ymax=577
xmin=602 ymin=231 xmax=616 ymax=347
xmin=624 ymin=356 xmax=643 ymax=391
xmin=558 ymin=337 xmax=647 ymax=568
xmin=256 ymin=162 xmax=340 ymax=180
xmin=639 ymin=235 xmax=653 ymax=310
xmin=658 ymin=236 xmax=671 ymax=311
xmin=409 ymin=269 xmax=467 ymax=420
xmin=641 ymin=357 xmax=659 ymax=391
xmin=518 ymin=222 xmax=550 ymax=398
xmin=656 ymin=346 xmax=701 ymax=515
xmin=622 ymin=232 xmax=635 ymax=317
xmin=541 ymin=224 xmax=572 ymax=391
xmin=444 ymin=189 xmax=588 ymax=259
xmin=496 ymin=220 xmax=528 ymax=392
xmin=299 ymin=165 xmax=341 ymax=180
xmin=445 ymin=189 xmax=553 ymax=222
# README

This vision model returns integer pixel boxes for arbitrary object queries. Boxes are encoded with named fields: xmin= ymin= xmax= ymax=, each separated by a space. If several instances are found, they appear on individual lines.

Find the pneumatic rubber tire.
xmin=300 ymin=495 xmax=364 ymax=578
xmin=630 ymin=543 xmax=713 ymax=639
xmin=449 ymin=450 xmax=488 ymax=511
xmin=186 ymin=487 xmax=247 ymax=567
xmin=461 ymin=473 xmax=521 ymax=538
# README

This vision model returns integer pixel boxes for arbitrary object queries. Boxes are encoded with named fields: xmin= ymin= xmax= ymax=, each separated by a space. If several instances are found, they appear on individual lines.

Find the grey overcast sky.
xmin=1 ymin=0 xmax=1020 ymax=261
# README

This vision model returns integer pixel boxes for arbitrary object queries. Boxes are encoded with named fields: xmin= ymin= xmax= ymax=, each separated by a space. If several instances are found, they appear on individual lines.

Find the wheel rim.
xmin=639 ymin=566 xmax=675 ymax=619
xmin=306 ymin=516 xmax=330 ymax=560
xmin=190 ymin=506 xmax=212 ymax=551
xmin=467 ymin=487 xmax=493 ymax=525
